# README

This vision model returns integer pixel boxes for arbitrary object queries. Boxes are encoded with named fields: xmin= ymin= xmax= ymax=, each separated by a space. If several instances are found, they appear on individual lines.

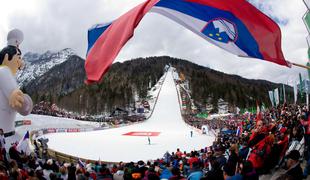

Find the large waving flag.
xmin=86 ymin=0 xmax=289 ymax=83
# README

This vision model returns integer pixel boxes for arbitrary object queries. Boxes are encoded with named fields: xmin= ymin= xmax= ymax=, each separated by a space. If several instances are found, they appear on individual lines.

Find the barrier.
xmin=29 ymin=127 xmax=122 ymax=165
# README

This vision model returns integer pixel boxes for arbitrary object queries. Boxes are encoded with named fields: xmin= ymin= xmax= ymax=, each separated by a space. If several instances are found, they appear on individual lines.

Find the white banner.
xmin=307 ymin=35 xmax=310 ymax=47
xmin=274 ymin=88 xmax=280 ymax=106
xmin=283 ymin=84 xmax=286 ymax=102
xmin=294 ymin=81 xmax=298 ymax=104
xmin=268 ymin=90 xmax=275 ymax=107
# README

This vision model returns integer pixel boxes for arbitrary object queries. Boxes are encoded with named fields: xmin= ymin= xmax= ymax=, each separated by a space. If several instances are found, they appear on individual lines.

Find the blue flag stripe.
xmin=87 ymin=23 xmax=112 ymax=55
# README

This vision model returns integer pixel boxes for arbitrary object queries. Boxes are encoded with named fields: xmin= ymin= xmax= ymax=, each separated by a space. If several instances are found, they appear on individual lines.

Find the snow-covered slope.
xmin=17 ymin=48 xmax=75 ymax=86
xmin=43 ymin=68 xmax=215 ymax=162
xmin=4 ymin=114 xmax=98 ymax=149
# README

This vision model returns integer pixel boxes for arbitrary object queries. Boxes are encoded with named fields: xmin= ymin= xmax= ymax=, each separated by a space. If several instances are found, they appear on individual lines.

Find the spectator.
xmin=187 ymin=161 xmax=202 ymax=180
xmin=223 ymin=162 xmax=238 ymax=180
xmin=159 ymin=163 xmax=172 ymax=180
xmin=284 ymin=150 xmax=303 ymax=180
xmin=168 ymin=167 xmax=185 ymax=180
xmin=240 ymin=161 xmax=258 ymax=180
xmin=204 ymin=159 xmax=224 ymax=180
xmin=137 ymin=160 xmax=148 ymax=178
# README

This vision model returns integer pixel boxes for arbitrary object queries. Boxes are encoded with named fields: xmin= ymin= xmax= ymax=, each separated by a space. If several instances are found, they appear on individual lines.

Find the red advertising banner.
xmin=47 ymin=128 xmax=56 ymax=133
xmin=123 ymin=131 xmax=160 ymax=136
xmin=23 ymin=120 xmax=32 ymax=125
xmin=67 ymin=128 xmax=80 ymax=133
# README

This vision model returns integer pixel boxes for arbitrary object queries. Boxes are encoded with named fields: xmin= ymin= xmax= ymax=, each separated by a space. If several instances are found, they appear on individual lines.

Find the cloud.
xmin=0 ymin=0 xmax=308 ymax=85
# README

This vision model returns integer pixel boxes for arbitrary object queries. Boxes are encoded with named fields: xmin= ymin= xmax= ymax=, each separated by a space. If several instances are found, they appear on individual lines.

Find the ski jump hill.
xmin=27 ymin=68 xmax=215 ymax=162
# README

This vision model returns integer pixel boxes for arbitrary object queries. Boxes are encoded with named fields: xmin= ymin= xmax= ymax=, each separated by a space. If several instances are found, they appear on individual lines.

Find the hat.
xmin=137 ymin=160 xmax=145 ymax=166
xmin=7 ymin=29 xmax=23 ymax=47
xmin=280 ymin=127 xmax=287 ymax=134
xmin=287 ymin=150 xmax=300 ymax=161
xmin=46 ymin=159 xmax=53 ymax=165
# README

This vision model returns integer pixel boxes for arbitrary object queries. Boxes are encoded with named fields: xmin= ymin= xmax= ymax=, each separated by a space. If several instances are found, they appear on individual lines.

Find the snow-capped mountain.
xmin=23 ymin=52 xmax=41 ymax=62
xmin=17 ymin=48 xmax=76 ymax=87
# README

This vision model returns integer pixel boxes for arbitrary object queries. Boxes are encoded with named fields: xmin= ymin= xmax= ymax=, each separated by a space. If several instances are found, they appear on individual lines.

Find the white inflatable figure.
xmin=0 ymin=29 xmax=33 ymax=146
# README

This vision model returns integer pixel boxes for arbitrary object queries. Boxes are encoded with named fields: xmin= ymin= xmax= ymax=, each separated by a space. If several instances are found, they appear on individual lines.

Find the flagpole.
xmin=237 ymin=56 xmax=310 ymax=69
xmin=292 ymin=62 xmax=310 ymax=69
xmin=307 ymin=93 xmax=309 ymax=110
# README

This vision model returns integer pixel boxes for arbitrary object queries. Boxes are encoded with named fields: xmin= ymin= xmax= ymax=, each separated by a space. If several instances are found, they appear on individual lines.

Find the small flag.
xmin=236 ymin=126 xmax=242 ymax=136
xmin=16 ymin=131 xmax=31 ymax=155
xmin=78 ymin=158 xmax=86 ymax=168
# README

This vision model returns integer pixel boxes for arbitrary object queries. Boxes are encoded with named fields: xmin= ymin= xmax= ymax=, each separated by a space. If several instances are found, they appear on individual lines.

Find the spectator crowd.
xmin=1 ymin=103 xmax=310 ymax=180
xmin=32 ymin=101 xmax=145 ymax=129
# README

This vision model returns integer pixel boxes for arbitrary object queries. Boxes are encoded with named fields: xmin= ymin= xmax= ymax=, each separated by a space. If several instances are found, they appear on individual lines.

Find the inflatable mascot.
xmin=0 ymin=29 xmax=33 ymax=142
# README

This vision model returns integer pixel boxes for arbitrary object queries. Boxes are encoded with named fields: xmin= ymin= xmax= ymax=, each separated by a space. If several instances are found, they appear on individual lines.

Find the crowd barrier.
xmin=30 ymin=126 xmax=131 ymax=164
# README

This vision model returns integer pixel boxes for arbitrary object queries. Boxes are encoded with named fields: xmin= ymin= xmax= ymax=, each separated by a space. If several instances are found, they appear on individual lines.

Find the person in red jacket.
xmin=176 ymin=148 xmax=183 ymax=159
xmin=187 ymin=152 xmax=199 ymax=169
xmin=278 ymin=127 xmax=289 ymax=163
xmin=248 ymin=132 xmax=274 ymax=172
xmin=248 ymin=120 xmax=268 ymax=148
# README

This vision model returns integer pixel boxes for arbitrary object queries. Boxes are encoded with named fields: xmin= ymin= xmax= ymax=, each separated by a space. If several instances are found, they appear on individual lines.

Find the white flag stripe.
xmin=150 ymin=6 xmax=249 ymax=57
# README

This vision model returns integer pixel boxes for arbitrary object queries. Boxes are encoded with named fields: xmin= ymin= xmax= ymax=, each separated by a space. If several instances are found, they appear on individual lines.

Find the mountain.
xmin=17 ymin=48 xmax=75 ymax=87
xmin=24 ymin=55 xmax=85 ymax=99
xmin=22 ymin=55 xmax=294 ymax=115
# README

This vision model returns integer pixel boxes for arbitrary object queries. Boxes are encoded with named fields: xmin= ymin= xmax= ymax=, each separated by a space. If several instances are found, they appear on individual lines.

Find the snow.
xmin=141 ymin=70 xmax=167 ymax=118
xmin=39 ymin=68 xmax=215 ymax=162
xmin=7 ymin=114 xmax=98 ymax=148
xmin=17 ymin=48 xmax=75 ymax=86
xmin=11 ymin=68 xmax=214 ymax=162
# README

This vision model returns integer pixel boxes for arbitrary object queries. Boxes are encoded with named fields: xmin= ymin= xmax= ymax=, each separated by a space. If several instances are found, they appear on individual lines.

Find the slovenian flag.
xmin=236 ymin=126 xmax=242 ymax=137
xmin=78 ymin=158 xmax=86 ymax=168
xmin=86 ymin=0 xmax=290 ymax=83
xmin=16 ymin=131 xmax=31 ymax=155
